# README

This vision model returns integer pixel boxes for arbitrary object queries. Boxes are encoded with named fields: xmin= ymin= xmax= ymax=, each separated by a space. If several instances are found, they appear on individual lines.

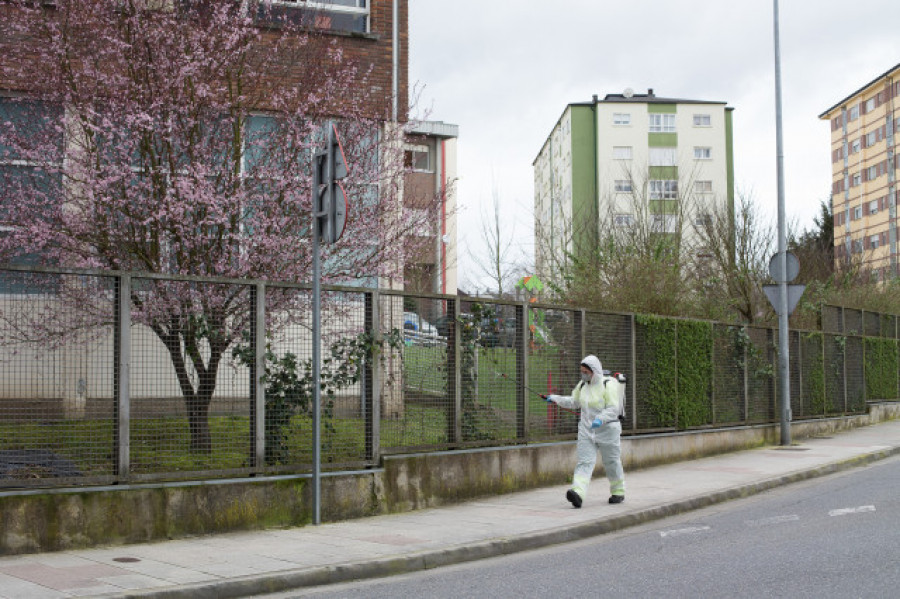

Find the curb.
xmin=110 ymin=446 xmax=900 ymax=599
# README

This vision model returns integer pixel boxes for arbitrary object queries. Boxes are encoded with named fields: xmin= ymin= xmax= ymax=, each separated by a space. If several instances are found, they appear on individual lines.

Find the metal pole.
xmin=773 ymin=0 xmax=792 ymax=445
xmin=312 ymin=135 xmax=325 ymax=524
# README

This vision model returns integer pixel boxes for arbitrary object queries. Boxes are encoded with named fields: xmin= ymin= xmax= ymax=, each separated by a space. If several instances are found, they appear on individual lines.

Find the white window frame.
xmin=869 ymin=199 xmax=878 ymax=214
xmin=849 ymin=105 xmax=859 ymax=121
xmin=649 ymin=113 xmax=676 ymax=133
xmin=694 ymin=180 xmax=713 ymax=194
xmin=613 ymin=112 xmax=631 ymax=126
xmin=693 ymin=146 xmax=712 ymax=160
xmin=852 ymin=205 xmax=862 ymax=220
xmin=867 ymin=131 xmax=876 ymax=147
xmin=693 ymin=114 xmax=711 ymax=127
xmin=866 ymin=98 xmax=876 ymax=112
xmin=870 ymin=234 xmax=880 ymax=249
xmin=614 ymin=214 xmax=634 ymax=227
xmin=851 ymin=139 xmax=861 ymax=153
xmin=271 ymin=0 xmax=370 ymax=33
xmin=649 ymin=147 xmax=676 ymax=166
xmin=651 ymin=214 xmax=678 ymax=233
xmin=612 ymin=146 xmax=632 ymax=160
xmin=649 ymin=179 xmax=678 ymax=200
xmin=852 ymin=173 xmax=861 ymax=187
xmin=404 ymin=145 xmax=432 ymax=172
xmin=615 ymin=179 xmax=632 ymax=193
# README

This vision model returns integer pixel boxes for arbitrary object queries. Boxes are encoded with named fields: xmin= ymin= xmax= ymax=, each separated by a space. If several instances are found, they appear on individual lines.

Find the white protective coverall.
xmin=547 ymin=355 xmax=625 ymax=501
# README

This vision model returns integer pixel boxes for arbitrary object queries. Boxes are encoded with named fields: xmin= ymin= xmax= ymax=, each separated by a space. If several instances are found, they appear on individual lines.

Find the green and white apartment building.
xmin=533 ymin=89 xmax=735 ymax=281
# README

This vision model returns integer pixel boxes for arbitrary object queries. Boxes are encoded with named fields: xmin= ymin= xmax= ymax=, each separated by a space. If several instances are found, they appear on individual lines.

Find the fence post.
xmin=796 ymin=331 xmax=803 ymax=419
xmin=842 ymin=307 xmax=848 ymax=415
xmin=365 ymin=290 xmax=381 ymax=463
xmin=250 ymin=282 xmax=266 ymax=470
xmin=449 ymin=297 xmax=461 ymax=444
xmin=516 ymin=301 xmax=528 ymax=440
xmin=114 ymin=274 xmax=131 ymax=480
xmin=742 ymin=326 xmax=749 ymax=424
xmin=630 ymin=314 xmax=637 ymax=430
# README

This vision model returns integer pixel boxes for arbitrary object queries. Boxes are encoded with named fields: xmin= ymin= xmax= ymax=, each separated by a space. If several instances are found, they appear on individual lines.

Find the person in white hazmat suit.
xmin=542 ymin=355 xmax=625 ymax=508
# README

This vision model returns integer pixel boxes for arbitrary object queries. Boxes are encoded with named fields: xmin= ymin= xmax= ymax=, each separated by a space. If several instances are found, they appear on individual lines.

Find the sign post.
xmin=311 ymin=122 xmax=349 ymax=525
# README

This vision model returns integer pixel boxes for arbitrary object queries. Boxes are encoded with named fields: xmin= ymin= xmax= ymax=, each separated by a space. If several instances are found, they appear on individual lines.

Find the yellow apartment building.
xmin=820 ymin=63 xmax=900 ymax=280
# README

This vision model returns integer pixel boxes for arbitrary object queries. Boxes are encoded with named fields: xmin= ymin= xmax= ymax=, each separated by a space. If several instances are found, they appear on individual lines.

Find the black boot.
xmin=608 ymin=495 xmax=625 ymax=504
xmin=566 ymin=489 xmax=582 ymax=508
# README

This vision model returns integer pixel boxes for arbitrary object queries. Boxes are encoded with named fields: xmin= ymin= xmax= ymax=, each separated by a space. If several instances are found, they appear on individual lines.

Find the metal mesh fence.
xmin=0 ymin=272 xmax=116 ymax=486
xmin=585 ymin=312 xmax=632 ymax=430
xmin=746 ymin=326 xmax=775 ymax=423
xmin=128 ymin=277 xmax=253 ymax=479
xmin=381 ymin=293 xmax=452 ymax=453
xmin=821 ymin=305 xmax=842 ymax=334
xmin=845 ymin=335 xmax=865 ymax=413
xmin=1 ymin=266 xmax=895 ymax=490
xmin=798 ymin=332 xmax=824 ymax=418
xmin=633 ymin=316 xmax=677 ymax=431
xmin=712 ymin=324 xmax=745 ymax=425
xmin=824 ymin=333 xmax=845 ymax=415
xmin=845 ymin=308 xmax=863 ymax=335
xmin=528 ymin=307 xmax=579 ymax=440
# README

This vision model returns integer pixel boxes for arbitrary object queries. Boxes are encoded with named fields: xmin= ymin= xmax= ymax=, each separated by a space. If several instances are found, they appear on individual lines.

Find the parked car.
xmin=403 ymin=312 xmax=443 ymax=346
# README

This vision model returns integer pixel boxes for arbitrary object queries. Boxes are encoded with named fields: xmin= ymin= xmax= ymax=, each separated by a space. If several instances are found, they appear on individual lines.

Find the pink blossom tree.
xmin=0 ymin=0 xmax=436 ymax=451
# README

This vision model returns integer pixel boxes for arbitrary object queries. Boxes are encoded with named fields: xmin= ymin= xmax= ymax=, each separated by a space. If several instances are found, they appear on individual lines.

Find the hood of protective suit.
xmin=580 ymin=355 xmax=603 ymax=377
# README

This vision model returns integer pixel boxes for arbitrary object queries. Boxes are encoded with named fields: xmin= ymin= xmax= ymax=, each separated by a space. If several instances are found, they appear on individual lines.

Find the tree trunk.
xmin=187 ymin=394 xmax=212 ymax=453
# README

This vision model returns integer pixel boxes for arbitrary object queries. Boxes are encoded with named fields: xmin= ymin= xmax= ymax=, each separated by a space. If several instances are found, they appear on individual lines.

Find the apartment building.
xmin=820 ymin=63 xmax=900 ymax=280
xmin=533 ymin=89 xmax=734 ymax=282
xmin=403 ymin=120 xmax=459 ymax=296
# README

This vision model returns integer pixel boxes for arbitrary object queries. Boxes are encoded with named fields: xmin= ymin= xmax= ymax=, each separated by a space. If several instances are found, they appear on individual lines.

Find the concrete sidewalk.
xmin=2 ymin=420 xmax=899 ymax=599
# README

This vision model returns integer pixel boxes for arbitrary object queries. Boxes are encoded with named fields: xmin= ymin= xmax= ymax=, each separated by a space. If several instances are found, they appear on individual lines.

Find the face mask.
xmin=581 ymin=372 xmax=592 ymax=383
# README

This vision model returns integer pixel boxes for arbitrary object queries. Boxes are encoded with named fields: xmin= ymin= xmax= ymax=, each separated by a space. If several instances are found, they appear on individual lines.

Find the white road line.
xmin=745 ymin=514 xmax=800 ymax=527
xmin=659 ymin=526 xmax=711 ymax=538
xmin=829 ymin=505 xmax=876 ymax=517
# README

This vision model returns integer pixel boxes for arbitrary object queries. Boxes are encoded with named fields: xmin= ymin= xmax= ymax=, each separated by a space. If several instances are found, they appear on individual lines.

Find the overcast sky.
xmin=409 ymin=0 xmax=900 ymax=292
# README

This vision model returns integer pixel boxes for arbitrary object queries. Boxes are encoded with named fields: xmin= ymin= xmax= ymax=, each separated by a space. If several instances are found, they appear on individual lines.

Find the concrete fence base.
xmin=2 ymin=403 xmax=899 ymax=556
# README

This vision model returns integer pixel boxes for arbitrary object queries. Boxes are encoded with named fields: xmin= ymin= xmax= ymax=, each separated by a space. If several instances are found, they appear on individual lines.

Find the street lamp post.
xmin=773 ymin=0 xmax=792 ymax=446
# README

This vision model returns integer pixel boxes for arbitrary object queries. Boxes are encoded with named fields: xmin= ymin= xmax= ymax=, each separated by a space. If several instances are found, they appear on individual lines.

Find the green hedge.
xmin=865 ymin=337 xmax=899 ymax=400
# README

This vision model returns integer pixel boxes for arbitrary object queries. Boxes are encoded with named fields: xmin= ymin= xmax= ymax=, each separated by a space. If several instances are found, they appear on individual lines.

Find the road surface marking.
xmin=659 ymin=526 xmax=711 ymax=538
xmin=745 ymin=514 xmax=800 ymax=527
xmin=829 ymin=505 xmax=875 ymax=517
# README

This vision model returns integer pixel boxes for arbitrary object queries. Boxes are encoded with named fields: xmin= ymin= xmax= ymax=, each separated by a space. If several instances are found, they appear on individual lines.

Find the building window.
xmin=267 ymin=1 xmax=370 ymax=33
xmin=612 ymin=146 xmax=633 ymax=160
xmin=867 ymin=131 xmax=876 ymax=147
xmin=649 ymin=147 xmax=676 ymax=166
xmin=849 ymin=105 xmax=859 ymax=121
xmin=649 ymin=113 xmax=676 ymax=133
xmin=870 ymin=234 xmax=880 ymax=249
xmin=694 ymin=146 xmax=712 ymax=160
xmin=869 ymin=199 xmax=878 ymax=214
xmin=0 ymin=97 xmax=63 ymax=294
xmin=651 ymin=214 xmax=678 ymax=233
xmin=613 ymin=113 xmax=631 ymax=126
xmin=853 ymin=205 xmax=862 ymax=220
xmin=868 ymin=166 xmax=877 ymax=181
xmin=866 ymin=98 xmax=876 ymax=112
xmin=404 ymin=146 xmax=432 ymax=172
xmin=615 ymin=179 xmax=633 ymax=193
xmin=851 ymin=139 xmax=861 ymax=153
xmin=693 ymin=114 xmax=711 ymax=127
xmin=649 ymin=179 xmax=678 ymax=200
xmin=694 ymin=180 xmax=713 ymax=194
xmin=694 ymin=214 xmax=712 ymax=227
xmin=614 ymin=214 xmax=634 ymax=227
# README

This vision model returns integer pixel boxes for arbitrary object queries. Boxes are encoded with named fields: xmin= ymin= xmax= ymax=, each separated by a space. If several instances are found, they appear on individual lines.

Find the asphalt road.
xmin=260 ymin=453 xmax=900 ymax=599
